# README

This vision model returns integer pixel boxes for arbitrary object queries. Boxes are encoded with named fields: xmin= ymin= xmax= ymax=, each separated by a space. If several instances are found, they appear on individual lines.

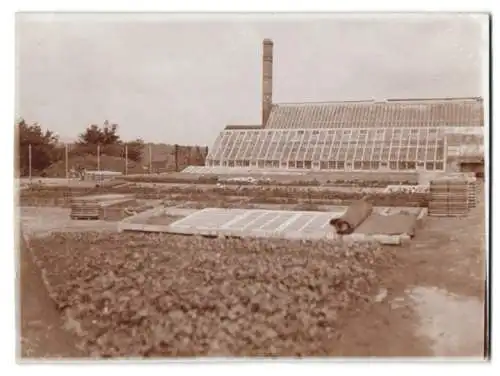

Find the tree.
xmin=123 ymin=139 xmax=145 ymax=162
xmin=74 ymin=120 xmax=143 ymax=162
xmin=16 ymin=118 xmax=59 ymax=176
xmin=77 ymin=120 xmax=120 ymax=145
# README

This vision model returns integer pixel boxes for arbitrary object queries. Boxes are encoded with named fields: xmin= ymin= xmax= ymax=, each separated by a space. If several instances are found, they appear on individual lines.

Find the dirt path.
xmin=20 ymin=207 xmax=118 ymax=237
xmin=332 ymin=182 xmax=486 ymax=357
xmin=400 ymin=182 xmax=486 ymax=357
xmin=19 ymin=207 xmax=117 ymax=359
xmin=19 ymin=233 xmax=86 ymax=359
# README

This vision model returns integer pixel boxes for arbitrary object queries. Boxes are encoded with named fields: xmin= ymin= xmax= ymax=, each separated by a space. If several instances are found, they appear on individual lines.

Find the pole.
xmin=125 ymin=143 xmax=128 ymax=176
xmin=175 ymin=144 xmax=179 ymax=172
xmin=65 ymin=144 xmax=69 ymax=180
xmin=97 ymin=144 xmax=100 ymax=171
xmin=149 ymin=143 xmax=152 ymax=174
xmin=28 ymin=144 xmax=32 ymax=182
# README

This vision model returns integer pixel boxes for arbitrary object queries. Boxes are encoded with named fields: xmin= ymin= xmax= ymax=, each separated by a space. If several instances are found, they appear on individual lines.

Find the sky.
xmin=15 ymin=12 xmax=488 ymax=146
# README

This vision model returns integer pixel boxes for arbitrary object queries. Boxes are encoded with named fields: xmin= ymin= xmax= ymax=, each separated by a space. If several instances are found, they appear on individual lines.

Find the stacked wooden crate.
xmin=70 ymin=194 xmax=136 ymax=220
xmin=467 ymin=178 xmax=480 ymax=209
xmin=429 ymin=174 xmax=477 ymax=217
xmin=454 ymin=172 xmax=479 ymax=209
xmin=70 ymin=197 xmax=101 ymax=220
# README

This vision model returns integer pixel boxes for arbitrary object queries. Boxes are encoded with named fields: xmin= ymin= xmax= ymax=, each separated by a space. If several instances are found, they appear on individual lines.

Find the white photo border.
xmin=0 ymin=1 xmax=495 ymax=375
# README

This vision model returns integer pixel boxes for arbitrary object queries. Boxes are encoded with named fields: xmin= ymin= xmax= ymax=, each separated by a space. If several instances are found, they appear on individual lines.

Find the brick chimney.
xmin=262 ymin=39 xmax=273 ymax=127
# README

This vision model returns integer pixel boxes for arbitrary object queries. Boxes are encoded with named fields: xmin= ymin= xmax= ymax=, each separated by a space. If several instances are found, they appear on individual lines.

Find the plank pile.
xmin=428 ymin=174 xmax=477 ymax=217
xmin=70 ymin=194 xmax=136 ymax=220
xmin=70 ymin=198 xmax=101 ymax=220
xmin=467 ymin=179 xmax=480 ymax=209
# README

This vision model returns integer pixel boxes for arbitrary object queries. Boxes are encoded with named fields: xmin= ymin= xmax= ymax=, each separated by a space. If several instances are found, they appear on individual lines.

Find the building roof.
xmin=224 ymin=124 xmax=263 ymax=130
xmin=264 ymin=97 xmax=484 ymax=129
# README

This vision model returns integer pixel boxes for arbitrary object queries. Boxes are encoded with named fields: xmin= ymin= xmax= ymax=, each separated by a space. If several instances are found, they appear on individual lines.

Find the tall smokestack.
xmin=262 ymin=38 xmax=273 ymax=127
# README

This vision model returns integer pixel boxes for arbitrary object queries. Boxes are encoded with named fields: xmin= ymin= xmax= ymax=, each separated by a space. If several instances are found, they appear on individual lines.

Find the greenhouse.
xmin=205 ymin=127 xmax=447 ymax=172
xmin=200 ymin=39 xmax=484 ymax=175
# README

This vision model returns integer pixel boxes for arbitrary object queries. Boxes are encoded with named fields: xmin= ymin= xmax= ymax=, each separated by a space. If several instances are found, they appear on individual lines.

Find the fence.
xmin=18 ymin=143 xmax=209 ymax=180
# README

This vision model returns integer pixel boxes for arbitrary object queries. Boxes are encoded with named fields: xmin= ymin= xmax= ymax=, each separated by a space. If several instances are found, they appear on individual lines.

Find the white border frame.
xmin=1 ymin=3 xmax=495 ymax=374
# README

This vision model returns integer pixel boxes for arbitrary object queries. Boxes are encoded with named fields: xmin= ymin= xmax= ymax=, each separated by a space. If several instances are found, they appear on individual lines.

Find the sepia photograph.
xmin=15 ymin=11 xmax=489 ymax=360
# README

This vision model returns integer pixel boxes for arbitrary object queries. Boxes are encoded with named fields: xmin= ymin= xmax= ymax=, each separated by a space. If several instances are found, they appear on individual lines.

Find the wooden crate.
xmin=467 ymin=180 xmax=480 ymax=208
xmin=70 ymin=195 xmax=136 ymax=220
xmin=428 ymin=176 xmax=472 ymax=217
xmin=70 ymin=199 xmax=100 ymax=220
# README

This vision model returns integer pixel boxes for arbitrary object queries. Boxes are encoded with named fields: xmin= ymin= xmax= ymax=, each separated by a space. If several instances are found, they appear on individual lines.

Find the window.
xmin=362 ymin=161 xmax=371 ymax=170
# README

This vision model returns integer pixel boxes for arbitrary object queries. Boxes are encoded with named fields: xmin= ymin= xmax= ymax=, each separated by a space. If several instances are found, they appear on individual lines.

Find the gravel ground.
xmin=27 ymin=233 xmax=396 ymax=357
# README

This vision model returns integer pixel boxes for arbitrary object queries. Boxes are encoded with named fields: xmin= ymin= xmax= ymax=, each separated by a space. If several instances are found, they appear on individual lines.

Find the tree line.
xmin=16 ymin=118 xmax=146 ymax=176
